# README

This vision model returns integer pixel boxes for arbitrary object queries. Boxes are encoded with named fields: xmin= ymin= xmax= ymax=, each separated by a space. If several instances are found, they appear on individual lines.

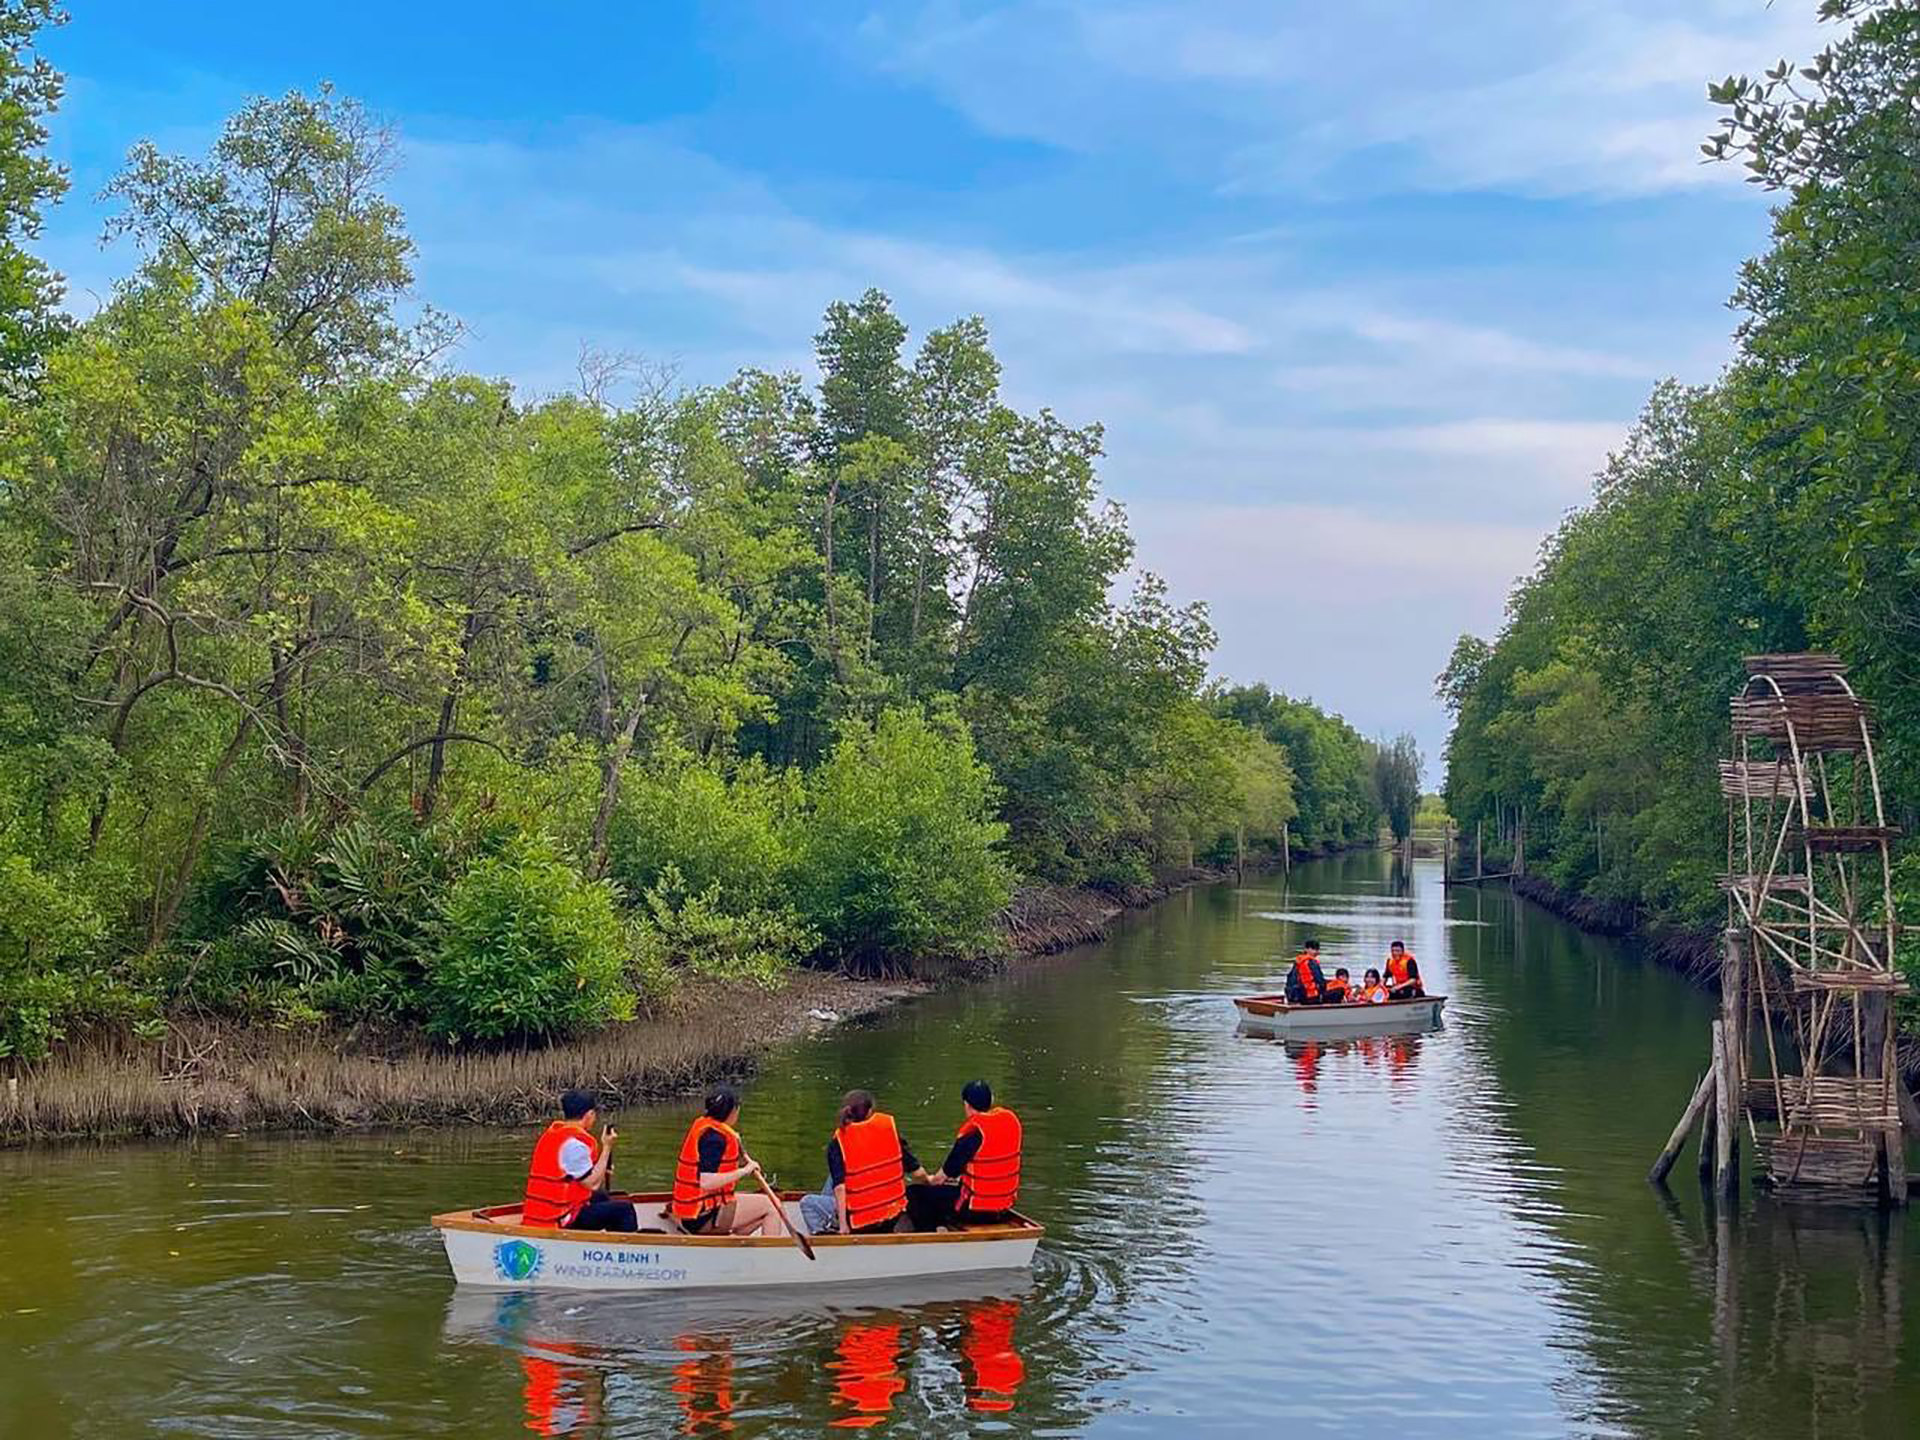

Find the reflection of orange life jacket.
xmin=830 ymin=1322 xmax=906 ymax=1427
xmin=1324 ymin=977 xmax=1350 ymax=1003
xmin=1387 ymin=952 xmax=1422 ymax=993
xmin=957 ymin=1107 xmax=1022 ymax=1213
xmin=1291 ymin=954 xmax=1321 ymax=1000
xmin=673 ymin=1335 xmax=734 ymax=1432
xmin=670 ymin=1116 xmax=742 ymax=1220
xmin=520 ymin=1341 xmax=599 ymax=1437
xmin=963 ymin=1299 xmax=1026 ymax=1413
xmin=839 ymin=1113 xmax=908 ymax=1230
xmin=523 ymin=1120 xmax=598 ymax=1227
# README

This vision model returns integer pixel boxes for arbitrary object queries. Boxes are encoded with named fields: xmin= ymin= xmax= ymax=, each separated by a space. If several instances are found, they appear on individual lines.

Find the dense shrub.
xmin=633 ymin=865 xmax=816 ymax=985
xmin=609 ymin=752 xmax=800 ymax=915
xmin=0 ymin=849 xmax=108 ymax=1059
xmin=422 ymin=835 xmax=636 ymax=1041
xmin=793 ymin=707 xmax=1014 ymax=972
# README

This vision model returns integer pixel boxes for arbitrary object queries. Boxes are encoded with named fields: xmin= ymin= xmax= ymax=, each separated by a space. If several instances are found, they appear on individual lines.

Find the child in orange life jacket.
xmin=1324 ymin=967 xmax=1352 ymax=1003
xmin=1356 ymin=968 xmax=1390 ymax=1004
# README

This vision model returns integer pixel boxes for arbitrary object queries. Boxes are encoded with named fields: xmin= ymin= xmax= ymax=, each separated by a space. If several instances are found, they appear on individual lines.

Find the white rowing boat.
xmin=432 ymin=1192 xmax=1043 ymax=1291
xmin=1233 ymin=992 xmax=1447 ymax=1039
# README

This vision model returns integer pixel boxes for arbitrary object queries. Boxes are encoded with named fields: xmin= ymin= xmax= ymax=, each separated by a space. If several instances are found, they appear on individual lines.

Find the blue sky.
xmin=38 ymin=2 xmax=1838 ymax=775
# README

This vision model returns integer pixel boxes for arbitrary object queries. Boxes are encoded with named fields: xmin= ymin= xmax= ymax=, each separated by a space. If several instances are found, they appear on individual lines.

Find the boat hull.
xmin=434 ymin=1196 xmax=1042 ymax=1291
xmin=1234 ymin=993 xmax=1447 ymax=1039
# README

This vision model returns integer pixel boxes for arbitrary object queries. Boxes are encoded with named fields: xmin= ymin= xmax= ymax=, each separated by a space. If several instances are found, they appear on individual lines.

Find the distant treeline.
xmin=0 ymin=23 xmax=1387 ymax=1057
xmin=1440 ymin=2 xmax=1919 ymax=1004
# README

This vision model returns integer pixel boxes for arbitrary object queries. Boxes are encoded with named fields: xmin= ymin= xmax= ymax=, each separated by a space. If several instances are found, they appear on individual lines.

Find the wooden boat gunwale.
xmin=1233 ymin=992 xmax=1446 ymax=1019
xmin=431 ymin=1192 xmax=1044 ymax=1248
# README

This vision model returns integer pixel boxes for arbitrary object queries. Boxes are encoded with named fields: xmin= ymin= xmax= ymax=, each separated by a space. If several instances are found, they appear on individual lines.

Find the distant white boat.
xmin=1233 ymin=993 xmax=1447 ymax=1039
xmin=433 ymin=1193 xmax=1042 ymax=1291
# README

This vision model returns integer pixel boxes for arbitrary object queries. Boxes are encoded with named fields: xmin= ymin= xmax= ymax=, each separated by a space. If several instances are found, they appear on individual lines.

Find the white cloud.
xmin=859 ymin=0 xmax=1839 ymax=198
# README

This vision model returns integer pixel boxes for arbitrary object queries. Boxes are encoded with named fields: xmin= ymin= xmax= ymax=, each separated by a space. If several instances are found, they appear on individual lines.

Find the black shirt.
xmin=696 ymin=1128 xmax=730 ymax=1173
xmin=939 ymin=1127 xmax=984 ymax=1179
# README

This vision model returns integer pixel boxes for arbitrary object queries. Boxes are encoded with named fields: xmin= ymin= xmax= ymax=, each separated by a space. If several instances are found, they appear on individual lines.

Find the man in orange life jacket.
xmin=523 ymin=1089 xmax=637 ymax=1232
xmin=1285 ymin=939 xmax=1330 ymax=1005
xmin=1385 ymin=940 xmax=1424 ymax=998
xmin=909 ymin=1079 xmax=1023 ymax=1230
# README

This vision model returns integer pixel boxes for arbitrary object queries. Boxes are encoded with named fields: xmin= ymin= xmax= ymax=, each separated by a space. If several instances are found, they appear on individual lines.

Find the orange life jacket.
xmin=956 ymin=1106 xmax=1022 ymax=1213
xmin=1291 ymin=954 xmax=1322 ymax=1000
xmin=1387 ymin=952 xmax=1421 ymax=993
xmin=670 ymin=1115 xmax=742 ymax=1221
xmin=523 ymin=1119 xmax=598 ymax=1228
xmin=838 ymin=1112 xmax=908 ymax=1231
xmin=1359 ymin=983 xmax=1389 ymax=1004
xmin=1324 ymin=977 xmax=1350 ymax=1003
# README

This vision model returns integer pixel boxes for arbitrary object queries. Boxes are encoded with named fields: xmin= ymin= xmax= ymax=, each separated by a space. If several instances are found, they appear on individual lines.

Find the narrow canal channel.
xmin=3 ymin=854 xmax=1914 ymax=1437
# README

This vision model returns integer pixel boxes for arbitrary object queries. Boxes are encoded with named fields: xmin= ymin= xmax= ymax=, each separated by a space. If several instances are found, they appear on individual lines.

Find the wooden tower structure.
xmin=1652 ymin=653 xmax=1910 ymax=1204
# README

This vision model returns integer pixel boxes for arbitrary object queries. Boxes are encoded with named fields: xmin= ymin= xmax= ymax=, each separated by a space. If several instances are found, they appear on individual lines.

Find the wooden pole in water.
xmin=1650 ymin=1066 xmax=1716 ymax=1186
xmin=1719 ymin=930 xmax=1746 ymax=1202
xmin=1476 ymin=820 xmax=1483 ymax=882
xmin=1443 ymin=821 xmax=1453 ymax=889
xmin=1713 ymin=1016 xmax=1738 ymax=1201
xmin=1281 ymin=821 xmax=1291 ymax=878
xmin=1699 ymin=1076 xmax=1719 ymax=1188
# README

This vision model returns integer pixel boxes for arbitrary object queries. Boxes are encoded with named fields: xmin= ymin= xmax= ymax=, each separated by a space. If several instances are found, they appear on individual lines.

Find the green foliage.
xmin=1443 ymin=4 xmax=1920 ymax=955
xmin=794 ymin=707 xmax=1014 ymax=970
xmin=633 ymin=865 xmax=816 ymax=986
xmin=0 ymin=73 xmax=1373 ymax=1058
xmin=0 ymin=1 xmax=66 ymax=380
xmin=1373 ymin=734 xmax=1422 ymax=843
xmin=423 ymin=835 xmax=636 ymax=1042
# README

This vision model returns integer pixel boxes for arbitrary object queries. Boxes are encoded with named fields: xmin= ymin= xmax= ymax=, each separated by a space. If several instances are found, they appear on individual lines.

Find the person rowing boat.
xmin=669 ymin=1086 xmax=782 ymax=1236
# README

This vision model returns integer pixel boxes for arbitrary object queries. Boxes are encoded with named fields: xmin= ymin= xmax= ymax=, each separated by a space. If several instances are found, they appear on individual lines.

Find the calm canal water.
xmin=4 ymin=854 xmax=1916 ymax=1437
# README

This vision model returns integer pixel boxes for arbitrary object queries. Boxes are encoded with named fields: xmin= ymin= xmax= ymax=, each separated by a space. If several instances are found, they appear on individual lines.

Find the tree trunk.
xmin=866 ymin=487 xmax=881 ymax=661
xmin=151 ymin=711 xmax=256 ymax=946
xmin=822 ymin=473 xmax=847 ymax=684
xmin=423 ymin=610 xmax=483 ymax=819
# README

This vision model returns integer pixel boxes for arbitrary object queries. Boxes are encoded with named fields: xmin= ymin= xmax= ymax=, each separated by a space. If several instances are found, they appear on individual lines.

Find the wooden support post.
xmin=1699 ymin=1081 xmax=1719 ymax=1187
xmin=1280 ymin=822 xmax=1290 ymax=878
xmin=1476 ymin=820 xmax=1483 ymax=881
xmin=1713 ymin=1018 xmax=1738 ymax=1201
xmin=1443 ymin=821 xmax=1453 ymax=889
xmin=1650 ymin=1066 xmax=1716 ymax=1186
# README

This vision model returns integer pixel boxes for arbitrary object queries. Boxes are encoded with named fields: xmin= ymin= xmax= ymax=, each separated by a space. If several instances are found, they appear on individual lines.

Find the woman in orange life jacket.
xmin=829 ymin=1089 xmax=931 ymax=1235
xmin=523 ymin=1088 xmax=637 ymax=1232
xmin=909 ymin=1079 xmax=1024 ymax=1231
xmin=1385 ymin=940 xmax=1424 ymax=998
xmin=1356 ymin=968 xmax=1390 ymax=1005
xmin=1324 ymin=967 xmax=1352 ymax=1004
xmin=669 ymin=1085 xmax=781 ymax=1236
xmin=1284 ymin=939 xmax=1330 ymax=1005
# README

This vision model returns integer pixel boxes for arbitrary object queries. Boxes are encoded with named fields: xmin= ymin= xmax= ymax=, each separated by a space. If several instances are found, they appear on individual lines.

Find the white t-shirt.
xmin=557 ymin=1136 xmax=595 ymax=1181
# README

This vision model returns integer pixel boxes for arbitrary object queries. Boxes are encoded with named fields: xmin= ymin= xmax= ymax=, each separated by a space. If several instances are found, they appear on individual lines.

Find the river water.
xmin=3 ymin=854 xmax=1916 ymax=1438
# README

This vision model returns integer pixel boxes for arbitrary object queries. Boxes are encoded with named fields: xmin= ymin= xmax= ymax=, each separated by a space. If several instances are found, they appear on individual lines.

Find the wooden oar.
xmin=753 ymin=1166 xmax=816 ymax=1261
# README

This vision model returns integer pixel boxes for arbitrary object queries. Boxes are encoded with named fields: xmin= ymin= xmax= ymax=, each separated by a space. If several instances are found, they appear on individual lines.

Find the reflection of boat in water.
xmin=433 ymin=1191 xmax=1042 ymax=1290
xmin=445 ymin=1272 xmax=1034 ymax=1434
xmin=1234 ymin=992 xmax=1446 ymax=1039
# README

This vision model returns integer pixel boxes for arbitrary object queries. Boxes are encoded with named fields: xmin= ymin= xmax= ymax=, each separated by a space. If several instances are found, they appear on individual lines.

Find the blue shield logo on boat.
xmin=494 ymin=1239 xmax=542 ymax=1283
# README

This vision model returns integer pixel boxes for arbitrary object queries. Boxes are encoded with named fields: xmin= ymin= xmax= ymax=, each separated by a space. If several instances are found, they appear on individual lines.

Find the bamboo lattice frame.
xmin=1724 ymin=654 xmax=1904 ymax=1195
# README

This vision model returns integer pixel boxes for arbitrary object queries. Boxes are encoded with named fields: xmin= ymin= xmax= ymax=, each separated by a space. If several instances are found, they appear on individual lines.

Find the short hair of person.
xmin=560 ymin=1089 xmax=597 ymax=1120
xmin=1335 ymin=967 xmax=1350 ymax=978
xmin=1303 ymin=938 xmax=1320 ymax=951
xmin=703 ymin=1084 xmax=739 ymax=1120
xmin=961 ymin=1079 xmax=993 ymax=1111
xmin=1390 ymin=939 xmax=1406 ymax=951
